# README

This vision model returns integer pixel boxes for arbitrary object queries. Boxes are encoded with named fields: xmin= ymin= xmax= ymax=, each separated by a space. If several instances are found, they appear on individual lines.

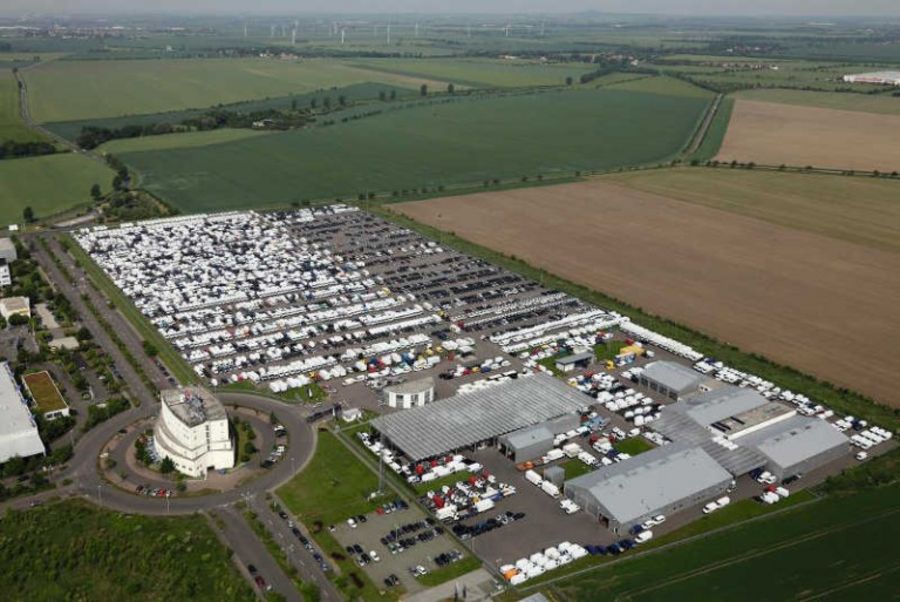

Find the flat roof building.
xmin=0 ymin=296 xmax=30 ymax=320
xmin=739 ymin=415 xmax=849 ymax=480
xmin=639 ymin=361 xmax=704 ymax=401
xmin=0 ymin=238 xmax=16 ymax=263
xmin=499 ymin=414 xmax=581 ymax=462
xmin=842 ymin=71 xmax=900 ymax=86
xmin=0 ymin=362 xmax=45 ymax=463
xmin=564 ymin=443 xmax=732 ymax=533
xmin=154 ymin=387 xmax=234 ymax=478
xmin=384 ymin=377 xmax=435 ymax=409
xmin=555 ymin=351 xmax=593 ymax=373
xmin=372 ymin=373 xmax=586 ymax=462
xmin=0 ymin=261 xmax=11 ymax=288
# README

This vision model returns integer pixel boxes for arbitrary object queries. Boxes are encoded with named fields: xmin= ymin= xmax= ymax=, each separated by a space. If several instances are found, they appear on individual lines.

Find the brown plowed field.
xmin=396 ymin=180 xmax=900 ymax=406
xmin=716 ymin=99 xmax=900 ymax=173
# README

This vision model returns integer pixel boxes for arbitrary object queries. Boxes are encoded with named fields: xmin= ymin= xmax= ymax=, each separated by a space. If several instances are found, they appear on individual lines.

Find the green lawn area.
xmin=541 ymin=484 xmax=899 ymax=601
xmin=0 ymin=70 xmax=46 ymax=142
xmin=23 ymin=58 xmax=439 ymax=122
xmin=63 ymin=234 xmax=199 ymax=385
xmin=593 ymin=340 xmax=627 ymax=362
xmin=117 ymin=87 xmax=711 ymax=213
xmin=613 ymin=437 xmax=655 ymax=456
xmin=601 ymin=167 xmax=900 ymax=255
xmin=0 ymin=153 xmax=113 ymax=226
xmin=0 ymin=500 xmax=254 ymax=601
xmin=22 ymin=371 xmax=68 ymax=412
xmin=735 ymin=88 xmax=900 ymax=115
xmin=278 ymin=430 xmax=381 ymax=526
xmin=277 ymin=431 xmax=396 ymax=602
xmin=561 ymin=458 xmax=594 ymax=480
xmin=349 ymin=58 xmax=597 ymax=88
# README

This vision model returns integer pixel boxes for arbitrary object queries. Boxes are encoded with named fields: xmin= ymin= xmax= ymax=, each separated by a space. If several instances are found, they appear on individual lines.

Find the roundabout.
xmin=58 ymin=391 xmax=317 ymax=515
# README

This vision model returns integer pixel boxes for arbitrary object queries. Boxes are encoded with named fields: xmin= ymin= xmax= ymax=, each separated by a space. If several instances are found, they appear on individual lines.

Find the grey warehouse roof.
xmin=384 ymin=376 xmax=435 ymax=396
xmin=372 ymin=373 xmax=586 ymax=461
xmin=738 ymin=415 xmax=849 ymax=469
xmin=556 ymin=351 xmax=594 ymax=365
xmin=565 ymin=443 xmax=732 ymax=526
xmin=500 ymin=415 xmax=577 ymax=452
xmin=679 ymin=386 xmax=768 ymax=427
xmin=641 ymin=361 xmax=703 ymax=393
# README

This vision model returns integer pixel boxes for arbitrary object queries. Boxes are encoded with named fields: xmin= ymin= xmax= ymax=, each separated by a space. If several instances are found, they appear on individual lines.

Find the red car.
xmin=254 ymin=576 xmax=270 ymax=591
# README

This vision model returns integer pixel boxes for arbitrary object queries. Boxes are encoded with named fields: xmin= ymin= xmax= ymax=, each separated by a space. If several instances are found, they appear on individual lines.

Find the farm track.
xmin=682 ymin=93 xmax=722 ymax=158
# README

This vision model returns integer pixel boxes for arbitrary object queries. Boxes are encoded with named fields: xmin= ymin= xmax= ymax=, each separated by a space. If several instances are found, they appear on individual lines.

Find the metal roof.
xmin=739 ymin=415 xmax=849 ymax=469
xmin=565 ymin=443 xmax=731 ymax=525
xmin=641 ymin=361 xmax=703 ymax=393
xmin=384 ymin=376 xmax=435 ymax=396
xmin=0 ymin=363 xmax=45 ymax=462
xmin=499 ymin=415 xmax=578 ymax=452
xmin=680 ymin=386 xmax=768 ymax=427
xmin=372 ymin=373 xmax=586 ymax=461
xmin=556 ymin=351 xmax=593 ymax=365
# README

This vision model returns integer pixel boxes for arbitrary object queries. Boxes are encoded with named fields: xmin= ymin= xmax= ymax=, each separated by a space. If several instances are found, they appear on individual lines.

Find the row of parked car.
xmin=451 ymin=510 xmax=526 ymax=539
xmin=276 ymin=506 xmax=330 ymax=573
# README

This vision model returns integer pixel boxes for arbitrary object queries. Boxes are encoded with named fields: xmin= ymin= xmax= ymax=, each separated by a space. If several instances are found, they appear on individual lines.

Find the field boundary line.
xmin=608 ymin=506 xmax=900 ymax=601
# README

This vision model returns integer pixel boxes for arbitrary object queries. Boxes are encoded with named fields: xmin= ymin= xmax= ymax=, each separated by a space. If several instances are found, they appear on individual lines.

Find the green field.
xmin=101 ymin=128 xmax=273 ymax=153
xmin=0 ymin=500 xmax=254 ymax=601
xmin=0 ymin=70 xmax=45 ymax=143
xmin=605 ymin=74 xmax=715 ymax=99
xmin=44 ymin=81 xmax=414 ymax=142
xmin=118 ymin=87 xmax=711 ymax=212
xmin=0 ymin=153 xmax=113 ymax=225
xmin=349 ymin=58 xmax=596 ymax=88
xmin=734 ymin=88 xmax=900 ymax=115
xmin=543 ymin=483 xmax=900 ymax=601
xmin=602 ymin=168 xmax=900 ymax=254
xmin=24 ymin=58 xmax=440 ymax=122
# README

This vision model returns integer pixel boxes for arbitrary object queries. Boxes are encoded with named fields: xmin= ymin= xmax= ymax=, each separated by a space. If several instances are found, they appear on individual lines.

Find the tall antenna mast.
xmin=541 ymin=21 xmax=545 ymax=37
xmin=292 ymin=27 xmax=296 ymax=45
xmin=341 ymin=28 xmax=345 ymax=45
xmin=415 ymin=22 xmax=419 ymax=37
xmin=386 ymin=22 xmax=391 ymax=44
xmin=243 ymin=23 xmax=247 ymax=38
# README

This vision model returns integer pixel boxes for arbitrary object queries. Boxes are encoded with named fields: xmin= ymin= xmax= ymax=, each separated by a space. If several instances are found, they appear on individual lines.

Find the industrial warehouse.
xmin=73 ymin=206 xmax=894 ymax=589
xmin=371 ymin=373 xmax=586 ymax=461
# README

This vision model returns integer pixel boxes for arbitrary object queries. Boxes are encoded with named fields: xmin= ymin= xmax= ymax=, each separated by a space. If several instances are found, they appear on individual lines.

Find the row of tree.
xmin=0 ymin=140 xmax=56 ymax=160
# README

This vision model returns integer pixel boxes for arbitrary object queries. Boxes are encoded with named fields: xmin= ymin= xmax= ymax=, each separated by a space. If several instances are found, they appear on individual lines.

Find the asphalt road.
xmin=213 ymin=505 xmax=304 ymax=602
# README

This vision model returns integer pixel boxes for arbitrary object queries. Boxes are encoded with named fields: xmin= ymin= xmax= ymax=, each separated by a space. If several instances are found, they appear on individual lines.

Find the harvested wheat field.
xmin=716 ymin=99 xmax=900 ymax=173
xmin=397 ymin=180 xmax=900 ymax=406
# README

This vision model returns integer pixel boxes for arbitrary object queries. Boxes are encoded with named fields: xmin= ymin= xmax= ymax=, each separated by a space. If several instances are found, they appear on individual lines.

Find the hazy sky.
xmin=5 ymin=0 xmax=900 ymax=17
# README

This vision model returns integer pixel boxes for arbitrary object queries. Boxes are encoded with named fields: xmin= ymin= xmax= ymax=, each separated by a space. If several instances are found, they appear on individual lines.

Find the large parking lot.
xmin=74 ymin=204 xmax=895 ymax=591
xmin=331 ymin=503 xmax=466 ymax=595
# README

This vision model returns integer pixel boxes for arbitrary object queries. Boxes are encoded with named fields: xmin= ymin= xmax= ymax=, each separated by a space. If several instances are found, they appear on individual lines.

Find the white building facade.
xmin=0 ymin=362 xmax=45 ymax=463
xmin=153 ymin=387 xmax=234 ymax=477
